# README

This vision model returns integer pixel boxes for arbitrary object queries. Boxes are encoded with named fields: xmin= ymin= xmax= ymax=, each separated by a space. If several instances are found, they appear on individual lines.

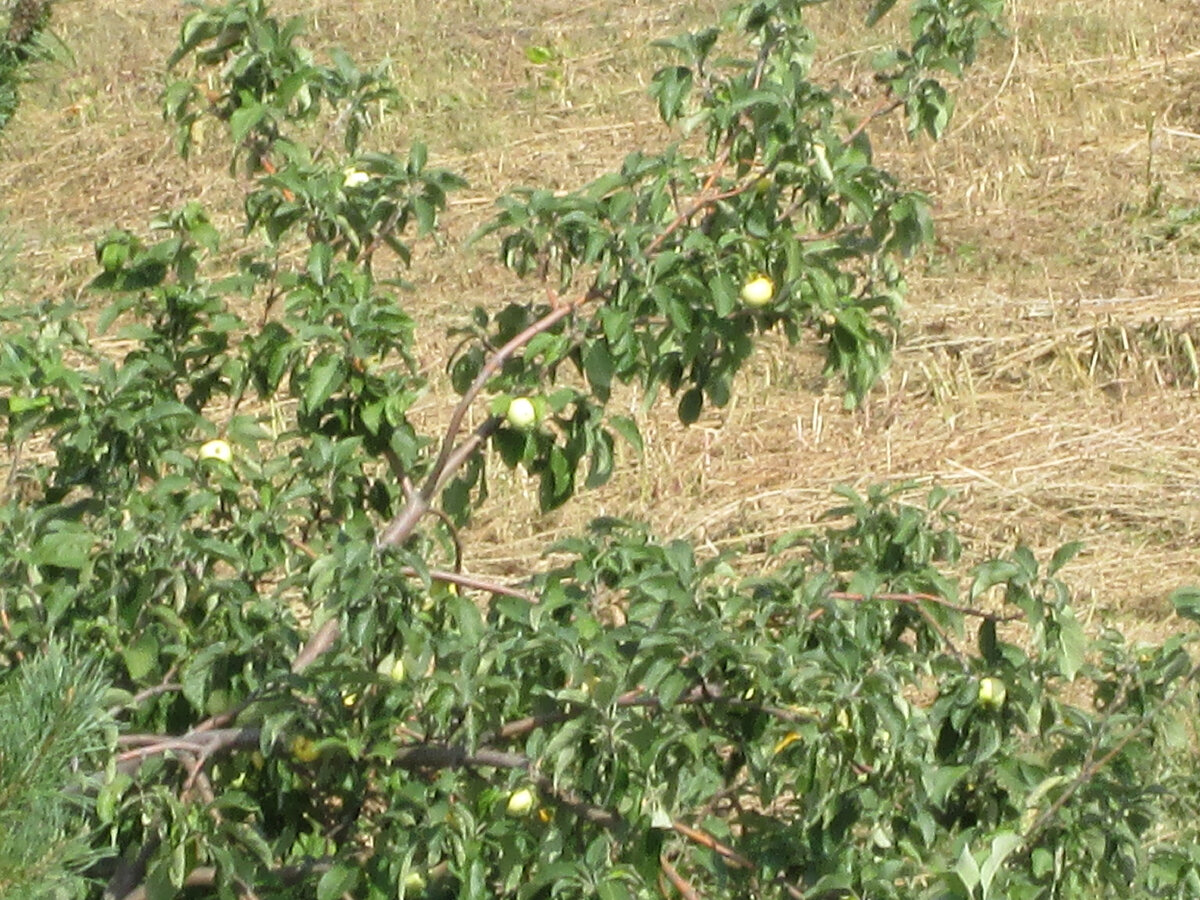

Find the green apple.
xmin=402 ymin=869 xmax=427 ymax=892
xmin=505 ymin=786 xmax=537 ymax=817
xmin=740 ymin=275 xmax=775 ymax=308
xmin=977 ymin=677 xmax=1007 ymax=710
xmin=289 ymin=736 xmax=320 ymax=763
xmin=505 ymin=396 xmax=538 ymax=430
xmin=198 ymin=438 xmax=232 ymax=464
xmin=205 ymin=688 xmax=231 ymax=717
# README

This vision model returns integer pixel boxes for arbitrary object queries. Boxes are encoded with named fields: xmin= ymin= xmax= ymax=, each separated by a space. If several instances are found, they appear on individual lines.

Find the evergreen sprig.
xmin=0 ymin=643 xmax=113 ymax=900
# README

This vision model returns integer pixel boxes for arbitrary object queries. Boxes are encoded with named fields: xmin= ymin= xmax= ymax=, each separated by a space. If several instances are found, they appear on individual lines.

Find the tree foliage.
xmin=3 ymin=0 xmax=1200 ymax=898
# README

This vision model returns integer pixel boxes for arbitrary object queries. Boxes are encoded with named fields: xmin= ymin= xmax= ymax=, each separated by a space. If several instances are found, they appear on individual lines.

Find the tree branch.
xmin=659 ymin=854 xmax=702 ymax=900
xmin=117 ymin=857 xmax=334 ymax=900
xmin=827 ymin=590 xmax=1021 ymax=622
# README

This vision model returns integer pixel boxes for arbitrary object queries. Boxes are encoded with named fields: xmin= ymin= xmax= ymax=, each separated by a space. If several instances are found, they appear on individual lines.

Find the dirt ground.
xmin=2 ymin=0 xmax=1198 ymax=638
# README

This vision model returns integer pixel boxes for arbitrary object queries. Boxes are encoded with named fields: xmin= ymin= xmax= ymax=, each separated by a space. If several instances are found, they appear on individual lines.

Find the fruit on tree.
xmin=198 ymin=438 xmax=232 ymax=463
xmin=740 ymin=275 xmax=775 ymax=308
xmin=289 ymin=736 xmax=320 ymax=763
xmin=402 ymin=870 xmax=427 ymax=892
xmin=506 ymin=786 xmax=537 ymax=816
xmin=977 ymin=677 xmax=1007 ymax=710
xmin=505 ymin=396 xmax=538 ymax=430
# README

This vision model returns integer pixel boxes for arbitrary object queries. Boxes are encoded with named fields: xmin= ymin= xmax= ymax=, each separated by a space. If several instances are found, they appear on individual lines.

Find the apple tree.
xmin=4 ymin=0 xmax=1200 ymax=898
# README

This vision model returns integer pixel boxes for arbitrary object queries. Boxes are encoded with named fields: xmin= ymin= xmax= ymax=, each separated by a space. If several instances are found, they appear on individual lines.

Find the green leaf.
xmin=182 ymin=642 xmax=227 ymax=711
xmin=583 ymin=341 xmax=614 ymax=399
xmin=524 ymin=45 xmax=557 ymax=65
xmin=412 ymin=197 xmax=436 ymax=236
xmin=1056 ymin=607 xmax=1087 ymax=681
xmin=865 ymin=0 xmax=899 ymax=26
xmin=954 ymin=843 xmax=981 ymax=896
xmin=1047 ymin=540 xmax=1084 ymax=576
xmin=677 ymin=387 xmax=703 ymax=425
xmin=96 ymin=772 xmax=133 ymax=825
xmin=32 ymin=527 xmax=95 ymax=571
xmin=538 ymin=445 xmax=574 ymax=511
xmin=980 ymin=832 xmax=1022 ymax=899
xmin=307 ymin=242 xmax=333 ymax=285
xmin=978 ymin=617 xmax=998 ymax=664
xmin=969 ymin=560 xmax=1020 ymax=601
xmin=408 ymin=140 xmax=428 ymax=174
xmin=316 ymin=863 xmax=360 ymax=900
xmin=303 ymin=352 xmax=345 ymax=412
xmin=229 ymin=100 xmax=268 ymax=146
xmin=649 ymin=65 xmax=692 ymax=123
xmin=597 ymin=880 xmax=635 ymax=900
xmin=585 ymin=438 xmax=614 ymax=489
xmin=1170 ymin=585 xmax=1200 ymax=623
xmin=122 ymin=632 xmax=160 ymax=682
xmin=922 ymin=765 xmax=969 ymax=805
xmin=608 ymin=415 xmax=643 ymax=456
xmin=442 ymin=475 xmax=472 ymax=520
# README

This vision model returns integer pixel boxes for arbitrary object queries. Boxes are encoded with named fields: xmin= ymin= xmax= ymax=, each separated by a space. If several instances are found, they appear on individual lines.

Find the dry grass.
xmin=2 ymin=0 xmax=1199 ymax=634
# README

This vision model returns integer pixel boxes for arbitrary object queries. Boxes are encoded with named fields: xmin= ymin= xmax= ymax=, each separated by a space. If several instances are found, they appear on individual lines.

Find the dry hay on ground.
xmin=1 ymin=0 xmax=1198 ymax=636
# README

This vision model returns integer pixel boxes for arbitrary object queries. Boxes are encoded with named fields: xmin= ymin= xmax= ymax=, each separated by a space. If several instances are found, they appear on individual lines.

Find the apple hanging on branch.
xmin=739 ymin=274 xmax=775 ymax=308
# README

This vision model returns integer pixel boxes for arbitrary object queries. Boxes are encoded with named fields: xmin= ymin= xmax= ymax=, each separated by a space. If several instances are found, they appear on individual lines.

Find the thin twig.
xmin=293 ymin=618 xmax=340 ymax=674
xmin=844 ymin=94 xmax=904 ymax=146
xmin=108 ymin=672 xmax=182 ymax=718
xmin=660 ymin=854 xmax=703 ymax=899
xmin=827 ymin=590 xmax=1021 ymax=622
xmin=359 ymin=201 xmax=405 ymax=269
xmin=118 ymin=858 xmax=334 ymax=900
xmin=644 ymin=144 xmax=732 ymax=258
xmin=671 ymin=822 xmax=753 ymax=869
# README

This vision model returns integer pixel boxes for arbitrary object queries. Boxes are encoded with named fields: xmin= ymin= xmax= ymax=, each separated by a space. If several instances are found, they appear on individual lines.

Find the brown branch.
xmin=359 ymin=202 xmax=406 ymax=269
xmin=488 ymin=681 xmax=816 ymax=745
xmin=108 ymin=690 xmax=822 ymax=892
xmin=660 ymin=854 xmax=702 ymax=899
xmin=671 ymin=821 xmax=753 ymax=870
xmin=115 ymin=727 xmax=260 ymax=773
xmin=844 ymin=94 xmax=905 ymax=145
xmin=117 ymin=858 xmax=334 ymax=900
xmin=827 ymin=590 xmax=1021 ymax=622
xmin=426 ymin=415 xmax=501 ymax=499
xmin=108 ymin=669 xmax=182 ymax=717
xmin=644 ymin=144 xmax=732 ymax=258
xmin=407 ymin=566 xmax=535 ymax=602
xmin=293 ymin=617 xmax=340 ymax=674
xmin=391 ymin=742 xmax=622 ymax=829
xmin=672 ymin=823 xmax=807 ymax=897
